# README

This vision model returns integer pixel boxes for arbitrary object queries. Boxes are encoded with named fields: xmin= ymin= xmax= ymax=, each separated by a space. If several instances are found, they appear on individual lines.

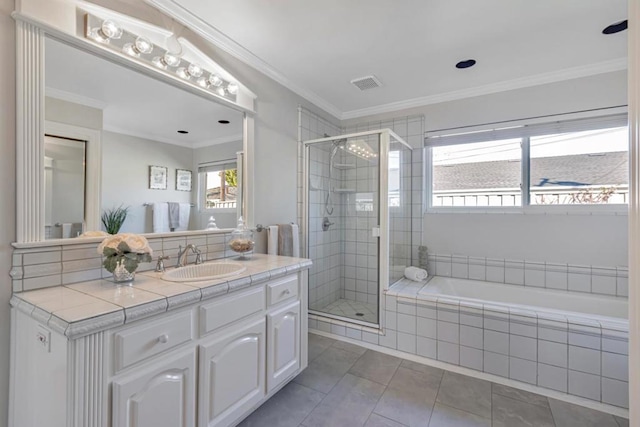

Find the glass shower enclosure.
xmin=303 ymin=129 xmax=413 ymax=327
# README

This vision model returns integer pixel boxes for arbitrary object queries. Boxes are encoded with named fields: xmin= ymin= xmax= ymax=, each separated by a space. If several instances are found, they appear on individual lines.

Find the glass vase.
xmin=112 ymin=260 xmax=135 ymax=283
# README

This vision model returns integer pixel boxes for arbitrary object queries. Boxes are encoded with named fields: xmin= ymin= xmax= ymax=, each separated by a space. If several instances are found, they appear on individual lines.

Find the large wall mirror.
xmin=45 ymin=37 xmax=243 ymax=238
xmin=14 ymin=0 xmax=256 ymax=243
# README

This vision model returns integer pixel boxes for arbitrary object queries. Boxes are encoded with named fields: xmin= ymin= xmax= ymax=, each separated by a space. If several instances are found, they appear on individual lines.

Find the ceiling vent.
xmin=350 ymin=75 xmax=382 ymax=91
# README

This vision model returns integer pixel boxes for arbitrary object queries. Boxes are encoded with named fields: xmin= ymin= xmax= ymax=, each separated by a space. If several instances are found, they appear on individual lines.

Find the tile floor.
xmin=239 ymin=333 xmax=629 ymax=427
xmin=320 ymin=298 xmax=378 ymax=323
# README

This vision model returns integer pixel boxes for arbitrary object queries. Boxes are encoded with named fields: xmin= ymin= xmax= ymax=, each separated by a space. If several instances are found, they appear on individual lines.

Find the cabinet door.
xmin=199 ymin=317 xmax=266 ymax=427
xmin=267 ymin=301 xmax=301 ymax=392
xmin=112 ymin=350 xmax=196 ymax=427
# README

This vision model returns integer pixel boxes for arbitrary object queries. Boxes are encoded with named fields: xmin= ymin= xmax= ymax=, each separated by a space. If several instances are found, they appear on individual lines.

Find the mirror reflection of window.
xmin=44 ymin=135 xmax=86 ymax=239
xmin=199 ymin=160 xmax=239 ymax=212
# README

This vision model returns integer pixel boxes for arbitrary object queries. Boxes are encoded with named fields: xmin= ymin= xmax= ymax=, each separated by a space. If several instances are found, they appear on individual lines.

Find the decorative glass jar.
xmin=228 ymin=216 xmax=254 ymax=259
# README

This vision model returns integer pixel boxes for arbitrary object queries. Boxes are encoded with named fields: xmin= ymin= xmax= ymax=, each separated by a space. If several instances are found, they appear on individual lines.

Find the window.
xmin=427 ymin=113 xmax=628 ymax=210
xmin=198 ymin=160 xmax=238 ymax=210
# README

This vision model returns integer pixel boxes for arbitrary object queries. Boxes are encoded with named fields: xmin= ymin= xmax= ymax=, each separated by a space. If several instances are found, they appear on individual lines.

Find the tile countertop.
xmin=10 ymin=254 xmax=312 ymax=339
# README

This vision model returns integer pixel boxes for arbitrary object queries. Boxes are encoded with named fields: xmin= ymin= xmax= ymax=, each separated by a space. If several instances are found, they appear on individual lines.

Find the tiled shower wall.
xmin=300 ymin=107 xmax=425 ymax=314
xmin=298 ymin=107 xmax=343 ymax=311
xmin=344 ymin=115 xmax=424 ymax=273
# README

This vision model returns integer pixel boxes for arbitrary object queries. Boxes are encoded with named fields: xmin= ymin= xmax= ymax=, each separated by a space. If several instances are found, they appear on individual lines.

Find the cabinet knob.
xmin=158 ymin=334 xmax=169 ymax=344
xmin=283 ymin=289 xmax=291 ymax=295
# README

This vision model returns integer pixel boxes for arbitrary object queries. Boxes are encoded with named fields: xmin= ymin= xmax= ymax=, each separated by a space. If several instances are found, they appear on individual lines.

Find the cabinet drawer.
xmin=200 ymin=287 xmax=265 ymax=336
xmin=267 ymin=275 xmax=298 ymax=307
xmin=114 ymin=310 xmax=193 ymax=372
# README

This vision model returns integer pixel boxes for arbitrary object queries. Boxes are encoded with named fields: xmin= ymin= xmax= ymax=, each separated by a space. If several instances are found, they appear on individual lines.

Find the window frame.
xmin=425 ymin=114 xmax=629 ymax=216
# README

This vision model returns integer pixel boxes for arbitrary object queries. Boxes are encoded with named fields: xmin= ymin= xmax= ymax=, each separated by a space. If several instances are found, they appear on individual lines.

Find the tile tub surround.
xmin=427 ymin=252 xmax=629 ymax=298
xmin=10 ymin=254 xmax=312 ymax=339
xmin=311 ymin=277 xmax=629 ymax=413
xmin=238 ymin=333 xmax=628 ymax=427
xmin=10 ymin=229 xmax=239 ymax=292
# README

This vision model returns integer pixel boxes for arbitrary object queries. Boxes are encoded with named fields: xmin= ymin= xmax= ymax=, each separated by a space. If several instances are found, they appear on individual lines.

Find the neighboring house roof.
xmin=433 ymin=152 xmax=628 ymax=191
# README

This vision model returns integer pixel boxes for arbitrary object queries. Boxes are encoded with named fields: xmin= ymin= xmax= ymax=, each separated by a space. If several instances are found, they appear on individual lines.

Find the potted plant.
xmin=101 ymin=205 xmax=130 ymax=234
xmin=98 ymin=233 xmax=153 ymax=283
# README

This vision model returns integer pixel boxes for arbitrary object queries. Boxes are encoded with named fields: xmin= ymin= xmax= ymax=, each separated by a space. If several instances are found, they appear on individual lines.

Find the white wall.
xmin=45 ymin=96 xmax=102 ymax=130
xmin=102 ymin=131 xmax=194 ymax=233
xmin=0 ymin=0 xmax=14 ymax=424
xmin=346 ymin=71 xmax=629 ymax=268
xmin=193 ymin=140 xmax=243 ymax=229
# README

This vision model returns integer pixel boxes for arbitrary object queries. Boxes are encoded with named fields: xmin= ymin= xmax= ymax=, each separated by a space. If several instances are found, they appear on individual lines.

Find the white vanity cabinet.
xmin=198 ymin=318 xmax=266 ymax=427
xmin=9 ymin=269 xmax=309 ymax=427
xmin=112 ymin=349 xmax=197 ymax=427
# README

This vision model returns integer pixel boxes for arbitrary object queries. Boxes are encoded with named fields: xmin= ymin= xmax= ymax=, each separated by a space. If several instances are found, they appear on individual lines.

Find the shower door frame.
xmin=302 ymin=129 xmax=412 ymax=329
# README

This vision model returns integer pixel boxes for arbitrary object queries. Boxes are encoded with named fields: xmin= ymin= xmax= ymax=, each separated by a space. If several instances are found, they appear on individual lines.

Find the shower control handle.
xmin=372 ymin=227 xmax=381 ymax=237
xmin=322 ymin=217 xmax=334 ymax=232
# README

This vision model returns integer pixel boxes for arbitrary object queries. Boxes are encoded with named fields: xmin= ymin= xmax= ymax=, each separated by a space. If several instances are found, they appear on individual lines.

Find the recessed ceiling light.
xmin=603 ymin=20 xmax=628 ymax=35
xmin=177 ymin=130 xmax=189 ymax=134
xmin=218 ymin=120 xmax=230 ymax=124
xmin=456 ymin=59 xmax=476 ymax=69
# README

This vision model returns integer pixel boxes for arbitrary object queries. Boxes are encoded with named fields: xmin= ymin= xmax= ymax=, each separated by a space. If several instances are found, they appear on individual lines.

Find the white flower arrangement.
xmin=98 ymin=233 xmax=153 ymax=274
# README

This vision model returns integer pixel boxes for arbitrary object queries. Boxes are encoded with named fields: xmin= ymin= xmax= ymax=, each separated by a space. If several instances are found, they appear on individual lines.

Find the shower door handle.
xmin=372 ymin=227 xmax=380 ymax=237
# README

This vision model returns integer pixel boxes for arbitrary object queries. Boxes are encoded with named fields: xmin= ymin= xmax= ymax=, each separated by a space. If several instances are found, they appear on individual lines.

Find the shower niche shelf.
xmin=334 ymin=188 xmax=356 ymax=193
xmin=333 ymin=163 xmax=356 ymax=169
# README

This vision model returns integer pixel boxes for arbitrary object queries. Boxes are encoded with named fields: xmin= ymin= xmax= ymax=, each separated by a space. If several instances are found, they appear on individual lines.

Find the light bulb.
xmin=152 ymin=57 xmax=167 ymax=69
xmin=215 ymin=86 xmax=226 ymax=97
xmin=227 ymin=83 xmax=238 ymax=95
xmin=100 ymin=20 xmax=122 ymax=39
xmin=176 ymin=67 xmax=189 ymax=79
xmin=197 ymin=76 xmax=209 ymax=88
xmin=122 ymin=43 xmax=139 ymax=57
xmin=134 ymin=37 xmax=153 ymax=54
xmin=187 ymin=63 xmax=203 ymax=78
xmin=163 ymin=52 xmax=181 ymax=67
xmin=208 ymin=74 xmax=223 ymax=87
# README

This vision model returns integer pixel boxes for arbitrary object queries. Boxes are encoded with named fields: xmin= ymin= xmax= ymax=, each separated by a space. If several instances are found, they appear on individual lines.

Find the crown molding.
xmin=45 ymin=87 xmax=108 ymax=110
xmin=341 ymin=58 xmax=628 ymax=120
xmin=142 ymin=1 xmax=630 ymax=123
xmin=145 ymin=0 xmax=343 ymax=120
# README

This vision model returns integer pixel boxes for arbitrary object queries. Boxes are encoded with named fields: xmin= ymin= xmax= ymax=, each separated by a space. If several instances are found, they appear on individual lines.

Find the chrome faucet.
xmin=176 ymin=244 xmax=203 ymax=267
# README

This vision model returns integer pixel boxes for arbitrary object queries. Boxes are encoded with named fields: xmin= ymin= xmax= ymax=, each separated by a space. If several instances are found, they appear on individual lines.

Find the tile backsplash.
xmin=427 ymin=252 xmax=628 ymax=298
xmin=11 ymin=230 xmax=234 ymax=292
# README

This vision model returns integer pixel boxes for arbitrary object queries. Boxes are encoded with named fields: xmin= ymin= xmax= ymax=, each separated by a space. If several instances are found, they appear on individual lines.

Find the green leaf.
xmin=101 ymin=205 xmax=130 ymax=234
xmin=123 ymin=258 xmax=139 ymax=273
xmin=140 ymin=254 xmax=152 ymax=263
xmin=117 ymin=241 xmax=131 ymax=253
xmin=103 ymin=247 xmax=117 ymax=257
xmin=103 ymin=256 xmax=119 ymax=273
xmin=124 ymin=252 xmax=138 ymax=260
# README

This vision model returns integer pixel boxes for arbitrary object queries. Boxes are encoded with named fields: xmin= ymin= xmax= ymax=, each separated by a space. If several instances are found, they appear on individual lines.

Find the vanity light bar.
xmin=84 ymin=13 xmax=238 ymax=102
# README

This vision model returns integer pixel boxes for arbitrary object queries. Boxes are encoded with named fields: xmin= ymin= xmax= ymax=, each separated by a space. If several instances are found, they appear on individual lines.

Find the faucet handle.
xmin=195 ymin=251 xmax=203 ymax=265
xmin=155 ymin=255 xmax=170 ymax=272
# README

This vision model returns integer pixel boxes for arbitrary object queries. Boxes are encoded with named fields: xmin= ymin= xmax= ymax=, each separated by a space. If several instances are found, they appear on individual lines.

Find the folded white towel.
xmin=404 ymin=266 xmax=428 ymax=281
xmin=152 ymin=202 xmax=170 ymax=233
xmin=267 ymin=225 xmax=279 ymax=255
xmin=168 ymin=202 xmax=180 ymax=230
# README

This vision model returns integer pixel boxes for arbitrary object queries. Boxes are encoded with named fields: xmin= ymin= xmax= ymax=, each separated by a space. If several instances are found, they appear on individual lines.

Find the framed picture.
xmin=176 ymin=169 xmax=192 ymax=192
xmin=149 ymin=165 xmax=168 ymax=190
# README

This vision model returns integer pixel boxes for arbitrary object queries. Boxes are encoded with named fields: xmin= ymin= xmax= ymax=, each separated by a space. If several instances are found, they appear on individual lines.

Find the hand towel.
xmin=291 ymin=223 xmax=300 ymax=258
xmin=277 ymin=224 xmax=294 ymax=257
xmin=152 ymin=202 xmax=170 ymax=233
xmin=404 ymin=266 xmax=428 ymax=281
xmin=61 ymin=223 xmax=72 ymax=238
xmin=175 ymin=203 xmax=191 ymax=231
xmin=267 ymin=225 xmax=279 ymax=255
xmin=168 ymin=202 xmax=180 ymax=230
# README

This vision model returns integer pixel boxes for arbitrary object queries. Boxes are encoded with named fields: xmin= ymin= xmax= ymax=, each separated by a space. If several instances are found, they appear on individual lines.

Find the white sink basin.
xmin=162 ymin=262 xmax=246 ymax=283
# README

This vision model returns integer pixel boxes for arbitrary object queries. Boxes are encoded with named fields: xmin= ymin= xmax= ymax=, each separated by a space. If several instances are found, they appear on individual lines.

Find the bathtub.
xmin=383 ymin=276 xmax=630 ymax=410
xmin=419 ymin=276 xmax=628 ymax=320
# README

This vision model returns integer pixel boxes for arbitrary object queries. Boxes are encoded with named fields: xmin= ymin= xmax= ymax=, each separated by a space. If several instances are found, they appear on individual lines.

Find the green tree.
xmin=224 ymin=169 xmax=238 ymax=187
